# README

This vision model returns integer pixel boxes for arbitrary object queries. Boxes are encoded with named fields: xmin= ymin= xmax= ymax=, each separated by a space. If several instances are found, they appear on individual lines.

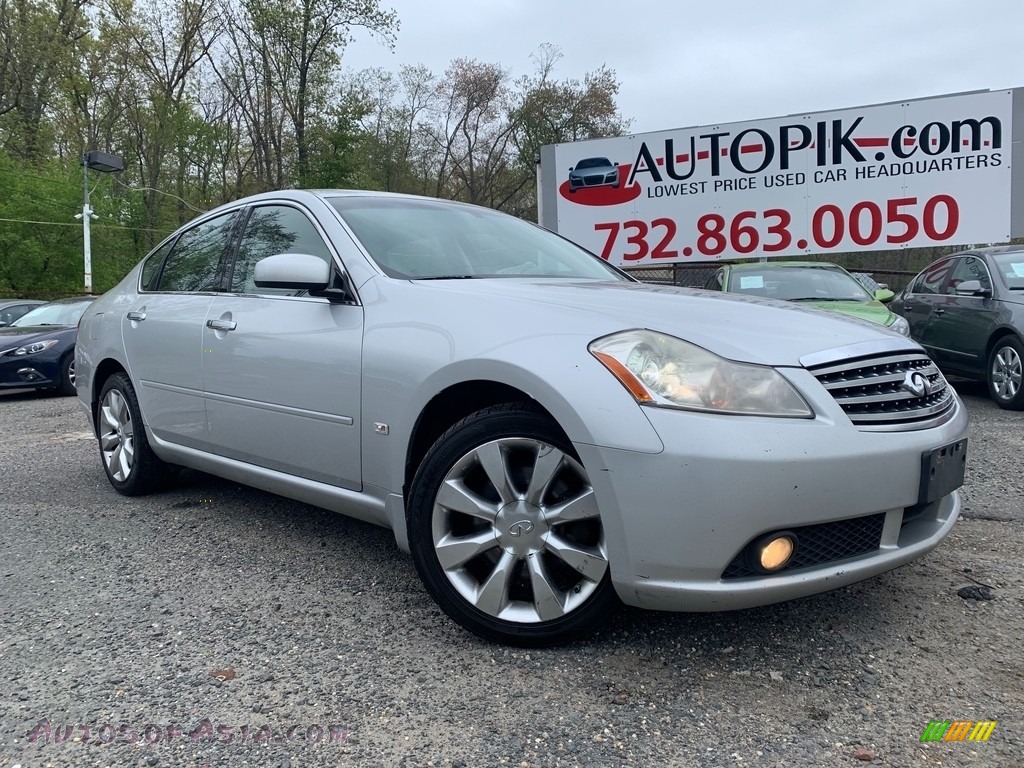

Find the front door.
xmin=201 ymin=204 xmax=363 ymax=489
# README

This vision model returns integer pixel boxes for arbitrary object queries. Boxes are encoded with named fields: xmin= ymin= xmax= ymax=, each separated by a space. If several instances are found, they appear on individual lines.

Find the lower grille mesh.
xmin=722 ymin=513 xmax=886 ymax=579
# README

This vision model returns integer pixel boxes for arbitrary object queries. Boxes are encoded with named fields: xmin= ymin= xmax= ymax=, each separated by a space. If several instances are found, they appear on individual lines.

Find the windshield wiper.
xmin=788 ymin=297 xmax=856 ymax=302
xmin=414 ymin=275 xmax=481 ymax=280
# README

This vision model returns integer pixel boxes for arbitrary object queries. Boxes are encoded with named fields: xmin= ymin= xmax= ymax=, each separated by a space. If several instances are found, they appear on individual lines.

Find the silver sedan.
xmin=75 ymin=190 xmax=969 ymax=646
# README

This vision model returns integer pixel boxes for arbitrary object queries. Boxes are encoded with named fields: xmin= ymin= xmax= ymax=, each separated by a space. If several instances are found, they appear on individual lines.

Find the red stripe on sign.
xmin=697 ymin=150 xmax=710 ymax=160
xmin=656 ymin=157 xmax=664 ymax=165
xmin=903 ymin=138 xmax=915 ymax=146
xmin=854 ymin=137 xmax=888 ymax=148
xmin=676 ymin=155 xmax=690 ymax=163
xmin=721 ymin=148 xmax=729 ymax=157
xmin=740 ymin=144 xmax=764 ymax=154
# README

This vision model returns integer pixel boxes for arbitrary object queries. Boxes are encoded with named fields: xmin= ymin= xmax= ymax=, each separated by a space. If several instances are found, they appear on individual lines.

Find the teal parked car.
xmin=704 ymin=261 xmax=910 ymax=336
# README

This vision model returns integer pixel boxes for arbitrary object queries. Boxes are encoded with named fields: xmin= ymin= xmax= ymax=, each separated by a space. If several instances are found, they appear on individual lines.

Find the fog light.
xmin=17 ymin=367 xmax=43 ymax=381
xmin=756 ymin=533 xmax=796 ymax=571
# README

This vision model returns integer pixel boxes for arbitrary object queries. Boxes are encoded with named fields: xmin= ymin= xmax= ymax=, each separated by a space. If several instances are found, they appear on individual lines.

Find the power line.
xmin=113 ymin=177 xmax=210 ymax=214
xmin=0 ymin=216 xmax=170 ymax=234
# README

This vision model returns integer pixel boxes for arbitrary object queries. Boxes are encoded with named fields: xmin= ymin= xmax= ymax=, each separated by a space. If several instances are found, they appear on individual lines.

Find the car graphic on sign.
xmin=568 ymin=157 xmax=620 ymax=192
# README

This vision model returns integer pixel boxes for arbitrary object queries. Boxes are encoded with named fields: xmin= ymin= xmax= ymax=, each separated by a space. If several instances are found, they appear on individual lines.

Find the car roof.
xmin=726 ymin=261 xmax=845 ymax=272
xmin=948 ymin=245 xmax=1024 ymax=257
xmin=0 ymin=299 xmax=44 ymax=307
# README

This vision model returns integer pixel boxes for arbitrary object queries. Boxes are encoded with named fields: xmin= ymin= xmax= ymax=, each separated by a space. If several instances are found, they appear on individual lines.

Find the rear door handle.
xmin=127 ymin=310 xmax=147 ymax=321
xmin=206 ymin=318 xmax=237 ymax=332
xmin=934 ymin=309 xmax=945 ymax=316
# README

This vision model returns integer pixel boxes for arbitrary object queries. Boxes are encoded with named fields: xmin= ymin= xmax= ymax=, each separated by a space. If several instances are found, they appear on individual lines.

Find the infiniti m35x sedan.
xmin=76 ymin=190 xmax=969 ymax=646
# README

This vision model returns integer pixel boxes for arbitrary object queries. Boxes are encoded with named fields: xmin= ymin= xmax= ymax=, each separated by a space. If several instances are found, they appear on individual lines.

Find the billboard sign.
xmin=539 ymin=89 xmax=1016 ymax=266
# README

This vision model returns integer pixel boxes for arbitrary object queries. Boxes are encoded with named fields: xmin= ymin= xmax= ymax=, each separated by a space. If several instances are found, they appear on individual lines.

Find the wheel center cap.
xmin=495 ymin=501 xmax=548 ymax=556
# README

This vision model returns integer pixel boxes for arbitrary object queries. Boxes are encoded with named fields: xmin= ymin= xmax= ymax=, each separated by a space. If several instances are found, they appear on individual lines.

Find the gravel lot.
xmin=1 ymin=381 xmax=1021 ymax=768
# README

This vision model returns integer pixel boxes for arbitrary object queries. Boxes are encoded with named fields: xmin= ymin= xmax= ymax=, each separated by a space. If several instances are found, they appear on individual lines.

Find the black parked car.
xmin=890 ymin=247 xmax=1024 ymax=409
xmin=0 ymin=297 xmax=95 ymax=395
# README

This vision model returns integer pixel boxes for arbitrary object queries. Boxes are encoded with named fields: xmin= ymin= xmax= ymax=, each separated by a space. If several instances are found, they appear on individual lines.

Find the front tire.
xmin=97 ymin=373 xmax=173 ymax=495
xmin=987 ymin=336 xmax=1024 ymax=410
xmin=56 ymin=353 xmax=76 ymax=396
xmin=407 ymin=404 xmax=618 ymax=646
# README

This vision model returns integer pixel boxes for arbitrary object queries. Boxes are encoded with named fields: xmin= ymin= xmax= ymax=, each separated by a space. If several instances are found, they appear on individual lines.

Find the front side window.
xmin=945 ymin=256 xmax=992 ymax=294
xmin=156 ymin=212 xmax=237 ymax=292
xmin=231 ymin=205 xmax=334 ymax=295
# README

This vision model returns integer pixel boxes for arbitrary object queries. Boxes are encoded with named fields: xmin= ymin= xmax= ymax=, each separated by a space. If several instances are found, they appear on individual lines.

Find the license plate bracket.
xmin=918 ymin=438 xmax=968 ymax=505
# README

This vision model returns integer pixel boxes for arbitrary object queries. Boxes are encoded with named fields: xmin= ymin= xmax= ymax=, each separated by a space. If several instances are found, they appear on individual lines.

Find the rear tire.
xmin=96 ymin=373 xmax=174 ymax=495
xmin=407 ymin=404 xmax=619 ymax=646
xmin=987 ymin=336 xmax=1024 ymax=410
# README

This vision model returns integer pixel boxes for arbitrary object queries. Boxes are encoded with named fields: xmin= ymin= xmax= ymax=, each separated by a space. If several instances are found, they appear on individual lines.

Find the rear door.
xmin=201 ymin=203 xmax=363 ymax=490
xmin=121 ymin=211 xmax=238 ymax=450
xmin=897 ymin=257 xmax=953 ymax=357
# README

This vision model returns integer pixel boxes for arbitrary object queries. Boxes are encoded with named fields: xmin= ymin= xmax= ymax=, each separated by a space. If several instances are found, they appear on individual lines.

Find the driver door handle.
xmin=127 ymin=311 xmax=147 ymax=321
xmin=206 ymin=318 xmax=237 ymax=332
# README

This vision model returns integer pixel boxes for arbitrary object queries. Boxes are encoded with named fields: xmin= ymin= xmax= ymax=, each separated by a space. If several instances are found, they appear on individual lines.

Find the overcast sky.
xmin=343 ymin=0 xmax=1024 ymax=135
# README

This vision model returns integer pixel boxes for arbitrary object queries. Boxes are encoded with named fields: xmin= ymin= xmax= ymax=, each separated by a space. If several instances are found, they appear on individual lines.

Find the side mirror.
xmin=873 ymin=288 xmax=895 ymax=303
xmin=254 ymin=253 xmax=330 ymax=290
xmin=954 ymin=279 xmax=991 ymax=297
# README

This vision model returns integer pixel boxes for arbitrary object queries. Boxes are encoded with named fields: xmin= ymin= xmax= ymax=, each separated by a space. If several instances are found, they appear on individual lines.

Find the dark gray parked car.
xmin=0 ymin=299 xmax=45 ymax=327
xmin=890 ymin=246 xmax=1024 ymax=409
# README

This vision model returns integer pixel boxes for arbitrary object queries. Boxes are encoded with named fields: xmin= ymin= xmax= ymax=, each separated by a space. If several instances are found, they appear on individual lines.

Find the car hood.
xmin=790 ymin=299 xmax=894 ymax=327
xmin=414 ymin=279 xmax=913 ymax=367
xmin=0 ymin=325 xmax=76 ymax=352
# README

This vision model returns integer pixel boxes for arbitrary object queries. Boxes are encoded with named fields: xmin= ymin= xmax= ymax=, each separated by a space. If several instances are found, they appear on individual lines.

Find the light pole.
xmin=79 ymin=150 xmax=123 ymax=294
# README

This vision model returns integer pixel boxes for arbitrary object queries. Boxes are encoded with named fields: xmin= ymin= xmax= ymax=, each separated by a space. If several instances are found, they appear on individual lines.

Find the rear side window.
xmin=155 ymin=212 xmax=237 ymax=292
xmin=230 ymin=205 xmax=333 ymax=295
xmin=910 ymin=258 xmax=952 ymax=295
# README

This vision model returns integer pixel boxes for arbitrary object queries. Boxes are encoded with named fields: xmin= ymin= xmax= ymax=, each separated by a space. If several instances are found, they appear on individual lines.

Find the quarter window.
xmin=139 ymin=238 xmax=175 ymax=292
xmin=156 ymin=213 xmax=237 ymax=292
xmin=231 ymin=205 xmax=333 ymax=295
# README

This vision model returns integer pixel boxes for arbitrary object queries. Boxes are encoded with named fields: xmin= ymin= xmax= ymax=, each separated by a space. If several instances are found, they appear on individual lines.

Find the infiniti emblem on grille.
xmin=902 ymin=371 xmax=931 ymax=397
xmin=508 ymin=520 xmax=535 ymax=536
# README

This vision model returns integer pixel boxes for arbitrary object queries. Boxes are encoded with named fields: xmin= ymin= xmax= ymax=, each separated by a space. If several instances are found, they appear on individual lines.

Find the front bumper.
xmin=0 ymin=356 xmax=61 ymax=389
xmin=575 ymin=381 xmax=969 ymax=613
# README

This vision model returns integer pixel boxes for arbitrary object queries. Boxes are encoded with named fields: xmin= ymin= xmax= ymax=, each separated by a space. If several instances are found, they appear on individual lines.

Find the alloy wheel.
xmin=99 ymin=388 xmax=135 ymax=482
xmin=430 ymin=437 xmax=608 ymax=624
xmin=991 ymin=344 xmax=1022 ymax=402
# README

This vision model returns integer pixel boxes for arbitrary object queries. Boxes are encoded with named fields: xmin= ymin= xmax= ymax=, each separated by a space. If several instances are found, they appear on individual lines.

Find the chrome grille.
xmin=808 ymin=352 xmax=956 ymax=430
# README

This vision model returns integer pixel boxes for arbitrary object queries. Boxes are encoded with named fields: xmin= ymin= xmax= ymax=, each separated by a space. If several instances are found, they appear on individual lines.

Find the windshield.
xmin=993 ymin=251 xmax=1024 ymax=290
xmin=728 ymin=266 xmax=873 ymax=302
xmin=328 ymin=197 xmax=629 ymax=281
xmin=575 ymin=157 xmax=612 ymax=170
xmin=13 ymin=299 xmax=93 ymax=327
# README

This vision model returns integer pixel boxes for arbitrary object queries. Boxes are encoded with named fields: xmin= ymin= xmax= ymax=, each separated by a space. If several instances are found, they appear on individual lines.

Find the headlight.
xmin=889 ymin=314 xmax=911 ymax=336
xmin=589 ymin=330 xmax=813 ymax=417
xmin=13 ymin=339 xmax=59 ymax=356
